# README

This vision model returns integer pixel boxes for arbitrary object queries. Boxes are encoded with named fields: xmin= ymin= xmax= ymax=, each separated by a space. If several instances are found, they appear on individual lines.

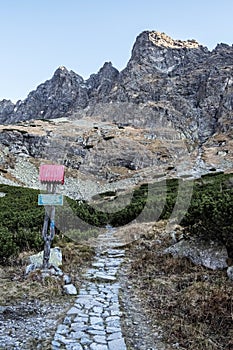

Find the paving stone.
xmin=102 ymin=310 xmax=110 ymax=318
xmin=73 ymin=313 xmax=88 ymax=320
xmin=106 ymin=316 xmax=120 ymax=323
xmin=92 ymin=306 xmax=103 ymax=314
xmin=80 ymin=336 xmax=92 ymax=345
xmin=92 ymin=262 xmax=105 ymax=268
xmin=72 ymin=317 xmax=87 ymax=324
xmin=106 ymin=326 xmax=122 ymax=334
xmin=108 ymin=337 xmax=127 ymax=350
xmin=63 ymin=316 xmax=72 ymax=325
xmin=92 ymin=272 xmax=117 ymax=281
xmin=65 ymin=344 xmax=83 ymax=350
xmin=52 ymin=340 xmax=61 ymax=347
xmin=57 ymin=324 xmax=69 ymax=334
xmin=93 ymin=335 xmax=107 ymax=344
xmin=88 ymin=324 xmax=105 ymax=331
xmin=67 ymin=307 xmax=82 ymax=315
xmin=90 ymin=343 xmax=108 ymax=350
xmin=107 ymin=332 xmax=123 ymax=340
xmin=54 ymin=333 xmax=77 ymax=345
xmin=87 ymin=329 xmax=106 ymax=336
xmin=70 ymin=330 xmax=86 ymax=339
xmin=90 ymin=316 xmax=103 ymax=325
xmin=71 ymin=321 xmax=88 ymax=330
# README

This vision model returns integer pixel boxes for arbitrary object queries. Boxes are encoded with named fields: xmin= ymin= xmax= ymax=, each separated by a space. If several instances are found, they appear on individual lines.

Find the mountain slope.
xmin=0 ymin=31 xmax=232 ymax=192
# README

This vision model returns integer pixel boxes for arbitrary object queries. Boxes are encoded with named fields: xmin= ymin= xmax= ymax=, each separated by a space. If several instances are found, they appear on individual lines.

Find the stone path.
xmin=52 ymin=227 xmax=127 ymax=350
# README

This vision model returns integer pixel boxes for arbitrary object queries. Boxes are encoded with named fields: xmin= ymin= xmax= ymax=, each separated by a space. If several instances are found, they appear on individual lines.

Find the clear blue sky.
xmin=1 ymin=0 xmax=232 ymax=102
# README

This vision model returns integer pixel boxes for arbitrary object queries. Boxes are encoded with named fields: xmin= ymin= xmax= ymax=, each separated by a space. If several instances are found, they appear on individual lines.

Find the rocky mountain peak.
xmin=0 ymin=29 xmax=231 ymax=152
xmin=130 ymin=30 xmax=209 ymax=67
xmin=148 ymin=31 xmax=200 ymax=49
xmin=0 ymin=30 xmax=232 ymax=190
xmin=52 ymin=66 xmax=84 ymax=84
xmin=54 ymin=65 xmax=68 ymax=74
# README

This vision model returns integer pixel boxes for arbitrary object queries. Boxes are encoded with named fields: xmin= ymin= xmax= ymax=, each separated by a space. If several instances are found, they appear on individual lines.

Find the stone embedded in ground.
xmin=63 ymin=284 xmax=78 ymax=295
xmin=227 ymin=266 xmax=233 ymax=280
xmin=67 ymin=306 xmax=82 ymax=315
xmin=164 ymin=239 xmax=229 ymax=270
xmin=90 ymin=343 xmax=108 ymax=350
xmin=108 ymin=337 xmax=127 ymax=350
xmin=63 ymin=273 xmax=72 ymax=284
xmin=92 ymin=272 xmax=117 ymax=281
xmin=25 ymin=263 xmax=41 ymax=275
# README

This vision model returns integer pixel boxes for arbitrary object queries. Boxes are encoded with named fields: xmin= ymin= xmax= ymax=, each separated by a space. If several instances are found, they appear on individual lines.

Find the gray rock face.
xmin=164 ymin=238 xmax=229 ymax=270
xmin=0 ymin=63 xmax=119 ymax=125
xmin=0 ymin=99 xmax=15 ymax=123
xmin=0 ymin=30 xmax=232 ymax=185
xmin=0 ymin=30 xmax=232 ymax=147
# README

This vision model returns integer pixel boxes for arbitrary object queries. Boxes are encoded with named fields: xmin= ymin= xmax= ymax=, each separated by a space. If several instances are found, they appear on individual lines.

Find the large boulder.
xmin=28 ymin=247 xmax=62 ymax=268
xmin=164 ymin=238 xmax=228 ymax=270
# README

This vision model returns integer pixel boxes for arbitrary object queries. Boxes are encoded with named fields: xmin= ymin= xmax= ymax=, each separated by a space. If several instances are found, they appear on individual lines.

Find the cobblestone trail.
xmin=52 ymin=227 xmax=127 ymax=350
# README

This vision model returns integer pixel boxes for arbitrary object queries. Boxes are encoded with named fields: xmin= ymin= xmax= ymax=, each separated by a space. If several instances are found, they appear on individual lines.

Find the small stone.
xmin=227 ymin=266 xmax=233 ymax=280
xmin=63 ymin=284 xmax=78 ymax=295
xmin=52 ymin=340 xmax=61 ymax=348
xmin=93 ymin=273 xmax=116 ymax=282
xmin=63 ymin=274 xmax=72 ymax=284
xmin=67 ymin=306 xmax=81 ymax=315
xmin=63 ymin=316 xmax=72 ymax=325
xmin=56 ymin=324 xmax=69 ymax=334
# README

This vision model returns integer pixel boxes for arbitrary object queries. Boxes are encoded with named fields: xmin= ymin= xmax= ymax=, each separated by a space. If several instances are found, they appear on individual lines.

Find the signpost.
xmin=39 ymin=164 xmax=65 ymax=269
xmin=38 ymin=194 xmax=63 ymax=206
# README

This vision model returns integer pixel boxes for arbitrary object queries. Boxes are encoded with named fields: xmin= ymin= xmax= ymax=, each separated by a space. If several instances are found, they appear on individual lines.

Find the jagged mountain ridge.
xmin=0 ymin=30 xmax=232 ymax=143
xmin=0 ymin=31 xmax=232 ymax=195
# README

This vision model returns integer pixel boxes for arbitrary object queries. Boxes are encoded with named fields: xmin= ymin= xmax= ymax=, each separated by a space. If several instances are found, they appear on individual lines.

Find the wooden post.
xmin=39 ymin=165 xmax=64 ymax=270
xmin=42 ymin=184 xmax=57 ymax=269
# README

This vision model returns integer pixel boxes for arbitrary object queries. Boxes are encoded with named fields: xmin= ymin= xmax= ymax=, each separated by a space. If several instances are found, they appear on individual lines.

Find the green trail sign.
xmin=38 ymin=194 xmax=63 ymax=206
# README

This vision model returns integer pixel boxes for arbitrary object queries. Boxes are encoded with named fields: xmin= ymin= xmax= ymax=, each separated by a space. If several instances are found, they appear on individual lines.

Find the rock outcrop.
xmin=164 ymin=238 xmax=229 ymax=270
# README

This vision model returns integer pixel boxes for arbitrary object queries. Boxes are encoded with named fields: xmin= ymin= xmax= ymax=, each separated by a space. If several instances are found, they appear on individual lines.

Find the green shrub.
xmin=0 ymin=227 xmax=18 ymax=264
xmin=0 ymin=172 xmax=232 ymax=263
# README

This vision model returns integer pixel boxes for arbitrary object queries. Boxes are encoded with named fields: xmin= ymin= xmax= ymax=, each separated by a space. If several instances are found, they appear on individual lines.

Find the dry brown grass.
xmin=126 ymin=221 xmax=233 ymax=350
xmin=0 ymin=242 xmax=95 ymax=306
